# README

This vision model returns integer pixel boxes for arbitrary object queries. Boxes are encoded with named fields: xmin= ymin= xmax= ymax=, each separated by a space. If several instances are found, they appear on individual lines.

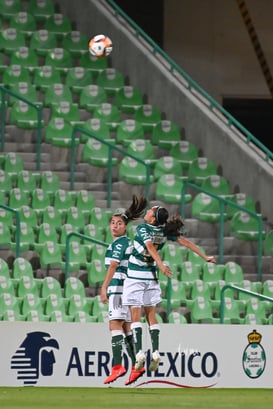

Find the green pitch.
xmin=1 ymin=387 xmax=273 ymax=409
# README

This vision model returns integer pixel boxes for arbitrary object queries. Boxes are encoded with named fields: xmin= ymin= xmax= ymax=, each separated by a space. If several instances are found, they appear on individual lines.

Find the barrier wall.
xmin=1 ymin=322 xmax=272 ymax=388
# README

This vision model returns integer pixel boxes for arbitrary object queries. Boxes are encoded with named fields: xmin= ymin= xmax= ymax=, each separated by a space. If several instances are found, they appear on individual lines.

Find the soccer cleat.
xmin=125 ymin=366 xmax=145 ymax=386
xmin=149 ymin=350 xmax=161 ymax=371
xmin=135 ymin=351 xmax=146 ymax=371
xmin=103 ymin=364 xmax=127 ymax=384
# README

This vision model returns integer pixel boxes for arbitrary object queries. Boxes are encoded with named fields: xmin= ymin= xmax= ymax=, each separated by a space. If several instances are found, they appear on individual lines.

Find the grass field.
xmin=1 ymin=387 xmax=273 ymax=409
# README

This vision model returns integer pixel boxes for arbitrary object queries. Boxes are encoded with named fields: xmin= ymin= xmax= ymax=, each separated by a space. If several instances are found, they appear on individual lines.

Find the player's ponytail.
xmin=164 ymin=215 xmax=184 ymax=236
xmin=113 ymin=195 xmax=147 ymax=224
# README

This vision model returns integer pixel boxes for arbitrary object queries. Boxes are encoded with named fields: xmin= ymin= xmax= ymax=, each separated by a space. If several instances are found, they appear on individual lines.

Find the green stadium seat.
xmin=49 ymin=309 xmax=72 ymax=322
xmin=81 ymin=138 xmax=119 ymax=167
xmin=202 ymin=262 xmax=225 ymax=290
xmin=89 ymin=207 xmax=110 ymax=227
xmin=226 ymin=192 xmax=256 ymax=220
xmin=230 ymin=211 xmax=265 ymax=241
xmin=188 ymin=157 xmax=218 ymax=186
xmin=0 ymin=28 xmax=25 ymax=54
xmin=160 ymin=278 xmax=186 ymax=309
xmin=97 ymin=68 xmax=125 ymax=96
xmin=29 ymin=29 xmax=57 ymax=56
xmin=44 ymin=13 xmax=72 ymax=40
xmin=52 ymin=189 xmax=73 ymax=217
xmin=33 ymin=65 xmax=62 ymax=93
xmin=79 ymin=52 xmax=108 ymax=79
xmin=151 ymin=120 xmax=182 ymax=149
xmin=190 ymin=296 xmax=219 ymax=324
xmin=153 ymin=156 xmax=184 ymax=181
xmin=191 ymin=193 xmax=227 ymax=223
xmin=87 ymin=258 xmax=105 ymax=286
xmin=12 ymin=257 xmax=34 ymax=281
xmin=9 ymin=100 xmax=43 ymax=129
xmin=9 ymin=81 xmax=40 ymax=106
xmin=134 ymin=104 xmax=162 ymax=133
xmin=91 ymin=294 xmax=108 ymax=317
xmin=155 ymin=174 xmax=192 ymax=204
xmin=65 ymin=67 xmax=94 ymax=95
xmin=186 ymin=279 xmax=211 ymax=308
xmin=58 ymin=223 xmax=81 ymax=252
xmin=115 ymin=119 xmax=145 ymax=147
xmin=92 ymin=102 xmax=122 ymax=131
xmin=40 ymin=276 xmax=62 ymax=299
xmin=0 ymin=258 xmax=10 ymax=279
xmin=34 ymin=222 xmax=59 ymax=252
xmin=67 ymin=294 xmax=91 ymax=316
xmin=15 ymin=221 xmax=35 ymax=252
xmin=18 ymin=205 xmax=39 ymax=231
xmin=264 ymin=230 xmax=273 ymax=256
xmin=61 ymin=31 xmax=89 ymax=58
xmin=0 ymin=206 xmax=14 ymax=225
xmin=41 ymin=205 xmax=63 ymax=230
xmin=0 ymin=169 xmax=13 ymax=194
xmin=75 ymin=190 xmax=96 ymax=219
xmin=201 ymin=174 xmax=231 ymax=197
xmin=8 ymin=187 xmax=29 ymax=209
xmin=118 ymin=156 xmax=155 ymax=185
xmin=28 ymin=0 xmax=55 ymax=22
xmin=30 ymin=188 xmax=51 ymax=215
xmin=39 ymin=241 xmax=65 ymax=270
xmin=211 ymin=279 xmax=235 ymax=309
xmin=187 ymin=246 xmax=208 ymax=268
xmin=44 ymin=47 xmax=73 ymax=74
xmin=2 ymin=308 xmax=24 ymax=321
xmin=79 ymin=84 xmax=108 ymax=114
xmin=127 ymin=139 xmax=156 ymax=165
xmin=0 ymin=222 xmax=13 ymax=251
xmin=169 ymin=140 xmax=199 ymax=170
xmin=80 ymin=118 xmax=111 ymax=143
xmin=17 ymin=275 xmax=39 ymax=298
xmin=73 ymin=310 xmax=97 ymax=323
xmin=0 ymin=293 xmax=23 ymax=319
xmin=224 ymin=261 xmax=244 ymax=284
xmin=4 ymin=152 xmax=24 ymax=179
xmin=64 ymin=276 xmax=86 ymax=299
xmin=9 ymin=11 xmax=37 ymax=37
xmin=237 ymin=279 xmax=263 ymax=303
xmin=65 ymin=206 xmax=86 ymax=231
xmin=44 ymin=83 xmax=73 ymax=108
xmin=25 ymin=309 xmax=49 ymax=322
xmin=0 ymin=52 xmax=7 ymax=74
xmin=221 ymin=297 xmax=244 ymax=324
xmin=39 ymin=170 xmax=60 ymax=199
xmin=3 ymin=64 xmax=31 ymax=88
xmin=114 ymin=85 xmax=143 ymax=114
xmin=45 ymin=117 xmax=77 ymax=147
xmin=180 ymin=261 xmax=201 ymax=291
xmin=44 ymin=293 xmax=67 ymax=317
xmin=0 ymin=0 xmax=22 ymax=20
xmin=10 ymin=47 xmax=38 ymax=72
xmin=162 ymin=241 xmax=187 ymax=268
xmin=0 ymin=275 xmax=16 ymax=296
xmin=167 ymin=311 xmax=188 ymax=324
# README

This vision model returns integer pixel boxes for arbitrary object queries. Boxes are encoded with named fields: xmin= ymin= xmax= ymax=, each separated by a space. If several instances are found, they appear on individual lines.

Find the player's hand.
xmin=100 ymin=287 xmax=108 ymax=304
xmin=161 ymin=264 xmax=173 ymax=278
xmin=206 ymin=256 xmax=217 ymax=263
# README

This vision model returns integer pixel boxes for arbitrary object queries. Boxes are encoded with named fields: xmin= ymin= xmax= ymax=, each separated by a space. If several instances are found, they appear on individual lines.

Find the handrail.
xmin=64 ymin=232 xmax=108 ymax=279
xmin=0 ymin=86 xmax=43 ymax=170
xmin=220 ymin=284 xmax=273 ymax=323
xmin=0 ymin=204 xmax=20 ymax=258
xmin=70 ymin=126 xmax=152 ymax=207
xmin=106 ymin=0 xmax=273 ymax=163
xmin=181 ymin=182 xmax=263 ymax=281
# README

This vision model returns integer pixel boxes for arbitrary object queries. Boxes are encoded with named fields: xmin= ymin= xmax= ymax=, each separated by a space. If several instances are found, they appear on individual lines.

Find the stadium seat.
xmin=39 ymin=241 xmax=65 ymax=270
xmin=169 ymin=140 xmax=199 ymax=169
xmin=79 ymin=84 xmax=108 ymax=114
xmin=3 ymin=64 xmax=31 ymax=88
xmin=45 ymin=117 xmax=77 ymax=147
xmin=0 ymin=0 xmax=22 ymax=21
xmin=4 ymin=152 xmax=24 ymax=179
xmin=224 ymin=261 xmax=244 ymax=284
xmin=162 ymin=242 xmax=187 ymax=271
xmin=91 ymin=294 xmax=108 ymax=317
xmin=0 ymin=293 xmax=23 ymax=320
xmin=186 ymin=279 xmax=211 ymax=308
xmin=153 ymin=156 xmax=184 ymax=181
xmin=0 ymin=169 xmax=13 ymax=194
xmin=188 ymin=157 xmax=218 ymax=185
xmin=160 ymin=278 xmax=186 ymax=309
xmin=31 ymin=188 xmax=51 ymax=215
xmin=10 ymin=47 xmax=38 ymax=72
xmin=0 ymin=28 xmax=25 ymax=54
xmin=28 ymin=0 xmax=55 ymax=22
xmin=29 ymin=29 xmax=57 ymax=56
xmin=202 ymin=262 xmax=225 ymax=290
xmin=17 ymin=275 xmax=39 ymax=298
xmin=41 ymin=205 xmax=63 ymax=230
xmin=33 ymin=65 xmax=62 ymax=93
xmin=44 ymin=47 xmax=73 ymax=74
xmin=9 ymin=100 xmax=43 ymax=129
xmin=87 ymin=258 xmax=105 ymax=286
xmin=9 ymin=11 xmax=37 ymax=37
xmin=8 ymin=187 xmax=29 ymax=209
xmin=97 ymin=68 xmax=125 ymax=96
xmin=118 ymin=156 xmax=155 ymax=185
xmin=0 ymin=258 xmax=10 ymax=279
xmin=237 ymin=279 xmax=263 ymax=303
xmin=0 ymin=222 xmax=13 ymax=252
xmin=187 ymin=246 xmax=209 ymax=269
xmin=65 ymin=206 xmax=86 ymax=231
xmin=18 ymin=205 xmax=38 ymax=231
xmin=92 ymin=102 xmax=122 ymax=131
xmin=114 ymin=85 xmax=143 ymax=113
xmin=67 ymin=294 xmax=91 ymax=316
xmin=44 ymin=293 xmax=67 ymax=317
xmin=264 ymin=230 xmax=273 ymax=256
xmin=0 ymin=206 xmax=14 ymax=226
xmin=80 ymin=118 xmax=111 ymax=143
xmin=230 ymin=211 xmax=265 ymax=241
xmin=226 ymin=193 xmax=256 ymax=220
xmin=12 ymin=257 xmax=34 ymax=282
xmin=52 ymin=189 xmax=73 ymax=217
xmin=40 ymin=276 xmax=63 ymax=299
xmin=81 ymin=138 xmax=119 ymax=168
xmin=75 ymin=190 xmax=96 ymax=220
xmin=83 ymin=223 xmax=105 ymax=246
xmin=115 ymin=119 xmax=145 ymax=146
xmin=221 ymin=297 xmax=244 ymax=324
xmin=134 ymin=104 xmax=162 ymax=133
xmin=44 ymin=13 xmax=72 ymax=40
xmin=89 ymin=207 xmax=110 ymax=227
xmin=79 ymin=52 xmax=109 ymax=78
xmin=2 ymin=308 xmax=24 ymax=321
xmin=9 ymin=81 xmax=39 ymax=107
xmin=127 ymin=139 xmax=157 ymax=165
xmin=167 ymin=311 xmax=188 ymax=324
xmin=0 ymin=275 xmax=16 ymax=296
xmin=61 ymin=31 xmax=89 ymax=58
xmin=155 ymin=174 xmax=192 ymax=204
xmin=201 ymin=175 xmax=231 ymax=197
xmin=34 ymin=222 xmax=59 ymax=252
xmin=73 ymin=310 xmax=97 ymax=323
xmin=211 ymin=279 xmax=235 ymax=309
xmin=151 ymin=120 xmax=182 ymax=149
xmin=39 ymin=170 xmax=60 ymax=199
xmin=191 ymin=193 xmax=227 ymax=223
xmin=49 ymin=309 xmax=72 ymax=322
xmin=44 ymin=83 xmax=73 ymax=108
xmin=65 ymin=66 xmax=94 ymax=95
xmin=64 ymin=276 xmax=86 ymax=299
xmin=51 ymin=101 xmax=83 ymax=127
xmin=25 ymin=309 xmax=49 ymax=322
xmin=15 ymin=221 xmax=35 ymax=252
xmin=190 ymin=296 xmax=219 ymax=324
xmin=180 ymin=261 xmax=201 ymax=291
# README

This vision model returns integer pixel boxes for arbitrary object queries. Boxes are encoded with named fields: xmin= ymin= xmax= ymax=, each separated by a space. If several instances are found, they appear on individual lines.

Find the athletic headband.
xmin=152 ymin=205 xmax=162 ymax=224
xmin=113 ymin=209 xmax=128 ymax=219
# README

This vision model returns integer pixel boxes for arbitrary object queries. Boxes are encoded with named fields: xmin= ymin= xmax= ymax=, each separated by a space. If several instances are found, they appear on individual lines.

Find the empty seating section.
xmin=0 ymin=0 xmax=271 ymax=325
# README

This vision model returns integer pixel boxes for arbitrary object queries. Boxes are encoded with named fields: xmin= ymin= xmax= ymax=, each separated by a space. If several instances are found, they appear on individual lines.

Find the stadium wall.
xmin=1 ymin=321 xmax=271 ymax=388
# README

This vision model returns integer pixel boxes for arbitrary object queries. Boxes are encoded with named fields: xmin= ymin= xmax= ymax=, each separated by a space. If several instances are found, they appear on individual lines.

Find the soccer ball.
xmin=88 ymin=34 xmax=113 ymax=58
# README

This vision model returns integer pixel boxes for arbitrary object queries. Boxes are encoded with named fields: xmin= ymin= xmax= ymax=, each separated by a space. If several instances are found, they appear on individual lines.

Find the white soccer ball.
xmin=88 ymin=34 xmax=113 ymax=58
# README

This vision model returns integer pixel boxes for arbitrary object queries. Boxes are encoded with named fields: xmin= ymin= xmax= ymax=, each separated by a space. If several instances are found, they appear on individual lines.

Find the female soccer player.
xmin=100 ymin=195 xmax=147 ymax=385
xmin=122 ymin=205 xmax=216 ymax=372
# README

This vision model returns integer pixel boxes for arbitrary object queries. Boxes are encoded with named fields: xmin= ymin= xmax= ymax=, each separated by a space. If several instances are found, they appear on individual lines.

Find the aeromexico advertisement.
xmin=0 ymin=322 xmax=272 ymax=388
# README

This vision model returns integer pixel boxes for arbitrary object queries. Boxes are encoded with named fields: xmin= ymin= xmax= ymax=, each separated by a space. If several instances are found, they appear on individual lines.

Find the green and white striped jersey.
xmin=127 ymin=223 xmax=167 ymax=281
xmin=105 ymin=235 xmax=132 ymax=295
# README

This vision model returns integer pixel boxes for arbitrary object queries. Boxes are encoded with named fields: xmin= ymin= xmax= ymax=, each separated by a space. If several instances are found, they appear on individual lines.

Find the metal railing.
xmin=220 ymin=284 xmax=273 ymax=324
xmin=181 ymin=182 xmax=264 ymax=281
xmin=0 ymin=86 xmax=43 ymax=170
xmin=0 ymin=204 xmax=20 ymax=258
xmin=106 ymin=0 xmax=273 ymax=164
xmin=69 ymin=126 xmax=152 ymax=207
